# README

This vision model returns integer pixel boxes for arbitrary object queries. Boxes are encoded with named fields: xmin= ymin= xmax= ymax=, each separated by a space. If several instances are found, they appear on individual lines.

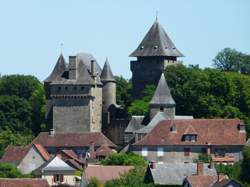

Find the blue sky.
xmin=0 ymin=0 xmax=249 ymax=80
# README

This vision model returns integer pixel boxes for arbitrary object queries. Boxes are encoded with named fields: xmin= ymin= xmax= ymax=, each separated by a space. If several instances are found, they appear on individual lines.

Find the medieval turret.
xmin=149 ymin=73 xmax=175 ymax=119
xmin=101 ymin=58 xmax=116 ymax=112
xmin=130 ymin=19 xmax=183 ymax=98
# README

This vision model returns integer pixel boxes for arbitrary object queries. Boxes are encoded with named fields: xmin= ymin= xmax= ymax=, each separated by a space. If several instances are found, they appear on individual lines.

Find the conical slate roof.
xmin=100 ymin=58 xmax=115 ymax=82
xmin=130 ymin=21 xmax=183 ymax=57
xmin=44 ymin=54 xmax=66 ymax=82
xmin=150 ymin=73 xmax=175 ymax=105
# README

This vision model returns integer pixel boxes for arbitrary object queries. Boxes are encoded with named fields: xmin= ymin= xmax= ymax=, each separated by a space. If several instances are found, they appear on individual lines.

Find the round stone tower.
xmin=100 ymin=58 xmax=116 ymax=112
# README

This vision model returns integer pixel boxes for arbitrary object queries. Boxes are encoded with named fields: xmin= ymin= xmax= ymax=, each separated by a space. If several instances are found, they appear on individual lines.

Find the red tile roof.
xmin=33 ymin=144 xmax=50 ymax=161
xmin=95 ymin=145 xmax=115 ymax=157
xmin=186 ymin=175 xmax=216 ymax=187
xmin=85 ymin=165 xmax=133 ymax=182
xmin=0 ymin=178 xmax=49 ymax=187
xmin=58 ymin=149 xmax=83 ymax=164
xmin=212 ymin=155 xmax=236 ymax=162
xmin=0 ymin=146 xmax=28 ymax=165
xmin=134 ymin=119 xmax=246 ymax=146
xmin=32 ymin=132 xmax=117 ymax=148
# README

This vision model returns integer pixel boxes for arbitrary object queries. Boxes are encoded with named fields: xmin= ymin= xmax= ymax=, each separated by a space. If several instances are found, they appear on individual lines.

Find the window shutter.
xmin=61 ymin=175 xmax=64 ymax=182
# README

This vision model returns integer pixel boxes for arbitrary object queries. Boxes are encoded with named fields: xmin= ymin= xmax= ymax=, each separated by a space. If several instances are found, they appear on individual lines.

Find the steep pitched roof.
xmin=101 ymin=58 xmax=115 ymax=82
xmin=130 ymin=21 xmax=183 ymax=57
xmin=95 ymin=145 xmax=115 ymax=157
xmin=136 ymin=112 xmax=169 ymax=134
xmin=32 ymin=132 xmax=117 ymax=148
xmin=212 ymin=179 xmax=242 ymax=187
xmin=125 ymin=116 xmax=145 ymax=133
xmin=0 ymin=179 xmax=49 ymax=187
xmin=33 ymin=144 xmax=50 ymax=161
xmin=85 ymin=165 xmax=133 ymax=182
xmin=0 ymin=146 xmax=28 ymax=165
xmin=185 ymin=175 xmax=216 ymax=187
xmin=44 ymin=54 xmax=67 ymax=82
xmin=134 ymin=119 xmax=246 ymax=146
xmin=149 ymin=163 xmax=216 ymax=185
xmin=150 ymin=73 xmax=175 ymax=106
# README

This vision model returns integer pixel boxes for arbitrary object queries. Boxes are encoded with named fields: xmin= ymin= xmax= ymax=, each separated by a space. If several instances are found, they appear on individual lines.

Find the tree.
xmin=128 ymin=85 xmax=155 ymax=116
xmin=241 ymin=146 xmax=250 ymax=182
xmin=115 ymin=76 xmax=132 ymax=109
xmin=213 ymin=48 xmax=250 ymax=74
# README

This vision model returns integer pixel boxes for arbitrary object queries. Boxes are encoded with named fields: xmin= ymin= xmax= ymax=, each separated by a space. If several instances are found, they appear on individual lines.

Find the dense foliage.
xmin=0 ymin=163 xmax=33 ymax=178
xmin=127 ymin=85 xmax=155 ymax=116
xmin=213 ymin=48 xmax=250 ymax=74
xmin=0 ymin=75 xmax=46 ymax=156
xmin=215 ymin=146 xmax=250 ymax=186
xmin=101 ymin=153 xmax=147 ymax=166
xmin=115 ymin=76 xmax=132 ymax=109
xmin=193 ymin=154 xmax=212 ymax=163
xmin=166 ymin=65 xmax=250 ymax=137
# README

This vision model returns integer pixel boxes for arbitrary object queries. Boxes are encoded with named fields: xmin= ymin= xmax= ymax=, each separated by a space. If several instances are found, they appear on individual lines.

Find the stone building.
xmin=130 ymin=20 xmax=184 ymax=99
xmin=44 ymin=53 xmax=116 ymax=133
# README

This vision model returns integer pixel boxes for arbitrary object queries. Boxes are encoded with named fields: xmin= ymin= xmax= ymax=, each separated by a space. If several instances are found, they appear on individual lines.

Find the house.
xmin=37 ymin=156 xmax=82 ymax=186
xmin=183 ymin=173 xmax=242 ymax=187
xmin=125 ymin=73 xmax=193 ymax=144
xmin=131 ymin=119 xmax=246 ymax=164
xmin=31 ymin=131 xmax=117 ymax=157
xmin=0 ymin=144 xmax=50 ymax=174
xmin=84 ymin=165 xmax=133 ymax=183
xmin=0 ymin=178 xmax=49 ymax=187
xmin=18 ymin=144 xmax=50 ymax=174
xmin=144 ymin=162 xmax=217 ymax=186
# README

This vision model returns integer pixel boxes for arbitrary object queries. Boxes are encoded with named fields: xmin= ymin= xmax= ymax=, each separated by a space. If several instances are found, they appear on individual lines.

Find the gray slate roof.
xmin=150 ymin=73 xmax=175 ymax=106
xmin=100 ymin=58 xmax=115 ymax=82
xmin=47 ymin=53 xmax=102 ymax=86
xmin=44 ymin=54 xmax=67 ymax=82
xmin=136 ymin=112 xmax=168 ymax=134
xmin=150 ymin=163 xmax=217 ymax=185
xmin=125 ymin=116 xmax=145 ymax=133
xmin=130 ymin=21 xmax=184 ymax=57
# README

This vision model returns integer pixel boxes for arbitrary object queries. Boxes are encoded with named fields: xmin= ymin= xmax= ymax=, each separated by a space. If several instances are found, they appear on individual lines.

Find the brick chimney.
xmin=49 ymin=129 xmax=55 ymax=136
xmin=197 ymin=162 xmax=204 ymax=175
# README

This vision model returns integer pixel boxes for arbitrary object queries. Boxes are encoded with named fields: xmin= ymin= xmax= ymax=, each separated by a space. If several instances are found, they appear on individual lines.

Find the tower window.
xmin=160 ymin=106 xmax=164 ymax=111
xmin=65 ymin=87 xmax=68 ymax=91
xmin=57 ymin=87 xmax=61 ymax=91
xmin=74 ymin=86 xmax=77 ymax=91
xmin=81 ymin=87 xmax=84 ymax=91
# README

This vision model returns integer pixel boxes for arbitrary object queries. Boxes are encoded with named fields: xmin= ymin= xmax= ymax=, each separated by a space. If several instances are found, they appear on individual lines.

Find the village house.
xmin=130 ymin=118 xmax=246 ymax=164
xmin=144 ymin=162 xmax=217 ymax=186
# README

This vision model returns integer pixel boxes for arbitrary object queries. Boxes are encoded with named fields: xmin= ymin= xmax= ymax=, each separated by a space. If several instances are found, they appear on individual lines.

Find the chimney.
xmin=149 ymin=161 xmax=156 ymax=169
xmin=91 ymin=60 xmax=95 ymax=76
xmin=209 ymin=159 xmax=214 ymax=169
xmin=49 ymin=129 xmax=55 ymax=136
xmin=197 ymin=162 xmax=204 ymax=175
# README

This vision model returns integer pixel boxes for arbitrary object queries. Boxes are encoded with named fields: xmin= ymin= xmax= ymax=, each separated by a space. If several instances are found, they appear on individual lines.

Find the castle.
xmin=44 ymin=19 xmax=184 ymax=142
xmin=44 ymin=53 xmax=116 ymax=133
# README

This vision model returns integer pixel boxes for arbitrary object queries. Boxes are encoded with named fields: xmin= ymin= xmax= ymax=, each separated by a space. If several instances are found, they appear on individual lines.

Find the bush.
xmin=101 ymin=153 xmax=147 ymax=166
xmin=193 ymin=154 xmax=212 ymax=163
xmin=87 ymin=177 xmax=103 ymax=187
xmin=0 ymin=163 xmax=33 ymax=178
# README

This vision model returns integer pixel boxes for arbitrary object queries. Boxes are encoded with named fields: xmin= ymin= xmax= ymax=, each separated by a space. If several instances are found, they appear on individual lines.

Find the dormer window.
xmin=238 ymin=123 xmax=245 ymax=132
xmin=184 ymin=135 xmax=197 ymax=142
xmin=170 ymin=124 xmax=177 ymax=133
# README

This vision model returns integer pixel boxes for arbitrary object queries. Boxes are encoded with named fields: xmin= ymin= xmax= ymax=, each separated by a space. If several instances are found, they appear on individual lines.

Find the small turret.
xmin=149 ymin=73 xmax=175 ymax=119
xmin=101 ymin=58 xmax=116 ymax=112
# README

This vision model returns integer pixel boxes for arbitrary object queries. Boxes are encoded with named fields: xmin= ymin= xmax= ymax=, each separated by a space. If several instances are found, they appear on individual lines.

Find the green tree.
xmin=115 ymin=76 xmax=132 ymax=109
xmin=213 ymin=48 xmax=250 ymax=74
xmin=241 ymin=146 xmax=250 ymax=182
xmin=87 ymin=177 xmax=103 ymax=187
xmin=0 ymin=75 xmax=41 ymax=99
xmin=128 ymin=85 xmax=155 ymax=116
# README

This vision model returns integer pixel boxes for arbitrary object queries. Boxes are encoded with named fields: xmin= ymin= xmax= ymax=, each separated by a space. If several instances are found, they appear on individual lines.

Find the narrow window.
xmin=184 ymin=148 xmax=190 ymax=156
xmin=142 ymin=147 xmax=148 ymax=157
xmin=157 ymin=147 xmax=164 ymax=157
xmin=74 ymin=86 xmax=77 ymax=91
xmin=65 ymin=86 xmax=68 ymax=91
xmin=57 ymin=86 xmax=61 ymax=91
